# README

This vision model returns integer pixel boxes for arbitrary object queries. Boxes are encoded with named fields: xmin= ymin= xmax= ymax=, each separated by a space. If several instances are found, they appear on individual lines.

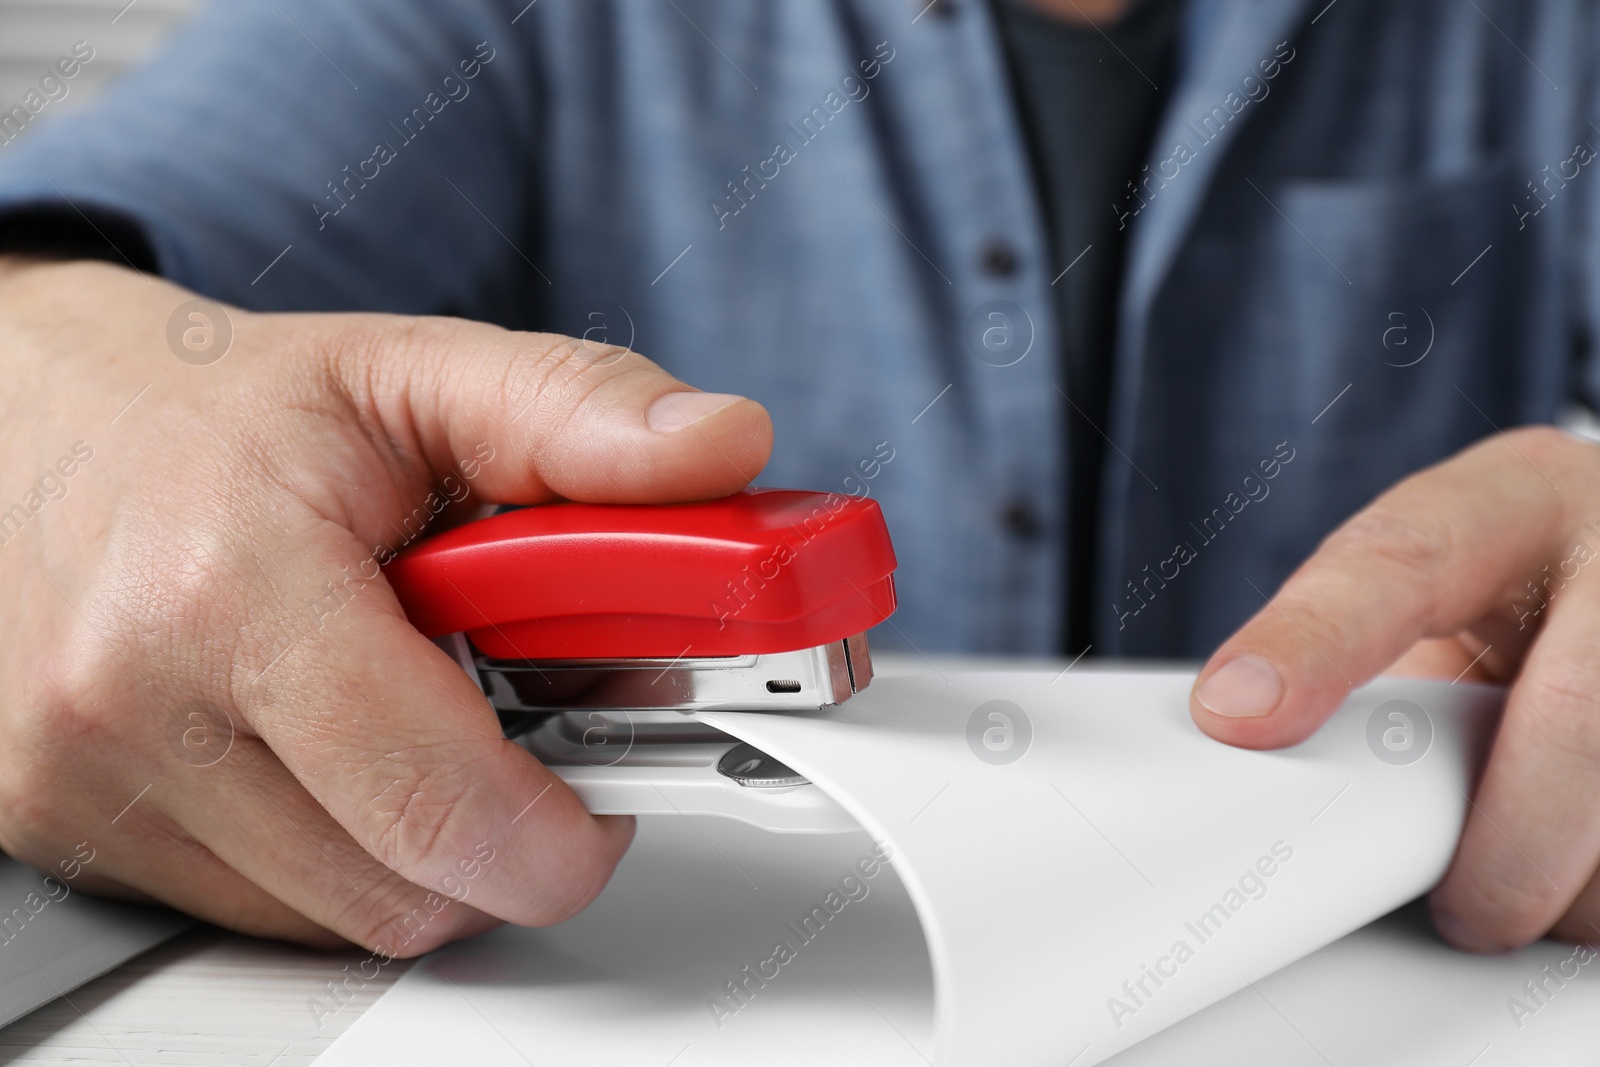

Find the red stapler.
xmin=384 ymin=489 xmax=897 ymax=833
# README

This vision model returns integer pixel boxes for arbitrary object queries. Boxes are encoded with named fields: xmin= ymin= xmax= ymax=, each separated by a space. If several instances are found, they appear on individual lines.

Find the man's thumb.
xmin=327 ymin=315 xmax=773 ymax=505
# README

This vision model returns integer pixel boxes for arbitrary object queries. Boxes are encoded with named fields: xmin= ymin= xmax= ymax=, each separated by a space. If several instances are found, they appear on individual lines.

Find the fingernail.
xmin=1430 ymin=906 xmax=1499 ymax=954
xmin=646 ymin=391 xmax=743 ymax=433
xmin=1196 ymin=654 xmax=1284 ymax=718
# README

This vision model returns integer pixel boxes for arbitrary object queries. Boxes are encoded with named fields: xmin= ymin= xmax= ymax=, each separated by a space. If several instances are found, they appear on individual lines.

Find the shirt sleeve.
xmin=0 ymin=0 xmax=541 ymax=321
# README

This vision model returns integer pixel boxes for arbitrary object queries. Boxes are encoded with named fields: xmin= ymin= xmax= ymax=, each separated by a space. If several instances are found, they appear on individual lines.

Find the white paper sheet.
xmin=316 ymin=825 xmax=1599 ymax=1067
xmin=318 ymin=818 xmax=936 ymax=1066
xmin=318 ymin=667 xmax=1552 ymax=1066
xmin=701 ymin=668 xmax=1503 ymax=1063
xmin=1106 ymin=900 xmax=1600 ymax=1066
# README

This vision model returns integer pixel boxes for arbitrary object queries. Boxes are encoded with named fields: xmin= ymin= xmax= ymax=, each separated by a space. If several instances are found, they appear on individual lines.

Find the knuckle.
xmin=325 ymin=312 xmax=425 ymax=369
xmin=362 ymin=743 xmax=485 ymax=879
xmin=312 ymin=312 xmax=443 ymax=418
xmin=534 ymin=329 xmax=631 ymax=374
xmin=1451 ymin=855 xmax=1562 ymax=947
xmin=334 ymin=878 xmax=459 ymax=957
xmin=516 ymin=332 xmax=648 ymax=422
xmin=1324 ymin=505 xmax=1453 ymax=579
xmin=1514 ymin=671 xmax=1600 ymax=771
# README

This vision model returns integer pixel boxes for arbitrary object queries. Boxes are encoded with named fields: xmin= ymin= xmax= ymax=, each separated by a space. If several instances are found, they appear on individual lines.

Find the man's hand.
xmin=0 ymin=257 xmax=772 ymax=954
xmin=1191 ymin=426 xmax=1600 ymax=953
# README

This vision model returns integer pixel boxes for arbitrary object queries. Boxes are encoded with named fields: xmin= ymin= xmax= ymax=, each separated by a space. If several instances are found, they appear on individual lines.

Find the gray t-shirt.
xmin=991 ymin=0 xmax=1184 ymax=653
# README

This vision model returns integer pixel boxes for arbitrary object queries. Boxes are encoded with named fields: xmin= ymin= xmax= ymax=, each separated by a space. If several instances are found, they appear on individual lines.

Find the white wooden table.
xmin=0 ymin=927 xmax=404 ymax=1066
xmin=0 ymin=657 xmax=1033 ymax=1066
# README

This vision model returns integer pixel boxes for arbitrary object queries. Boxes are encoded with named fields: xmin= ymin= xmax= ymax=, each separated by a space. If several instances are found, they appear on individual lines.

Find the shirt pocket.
xmin=1258 ymin=164 xmax=1560 ymax=499
xmin=1267 ymin=163 xmax=1545 ymax=429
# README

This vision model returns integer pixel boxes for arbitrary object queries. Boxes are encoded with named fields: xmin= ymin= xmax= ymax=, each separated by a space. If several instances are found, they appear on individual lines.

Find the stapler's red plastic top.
xmin=384 ymin=489 xmax=898 ymax=659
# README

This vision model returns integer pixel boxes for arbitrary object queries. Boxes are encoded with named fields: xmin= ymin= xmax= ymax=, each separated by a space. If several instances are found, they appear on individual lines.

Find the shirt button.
xmin=1000 ymin=498 xmax=1043 ymax=541
xmin=979 ymin=238 xmax=1020 ymax=277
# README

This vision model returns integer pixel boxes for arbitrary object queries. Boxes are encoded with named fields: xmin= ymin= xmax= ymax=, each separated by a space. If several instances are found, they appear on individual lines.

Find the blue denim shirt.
xmin=0 ymin=0 xmax=1593 ymax=658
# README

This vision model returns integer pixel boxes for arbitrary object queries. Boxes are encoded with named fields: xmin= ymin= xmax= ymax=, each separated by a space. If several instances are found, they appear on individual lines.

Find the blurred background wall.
xmin=0 ymin=0 xmax=197 ymax=117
